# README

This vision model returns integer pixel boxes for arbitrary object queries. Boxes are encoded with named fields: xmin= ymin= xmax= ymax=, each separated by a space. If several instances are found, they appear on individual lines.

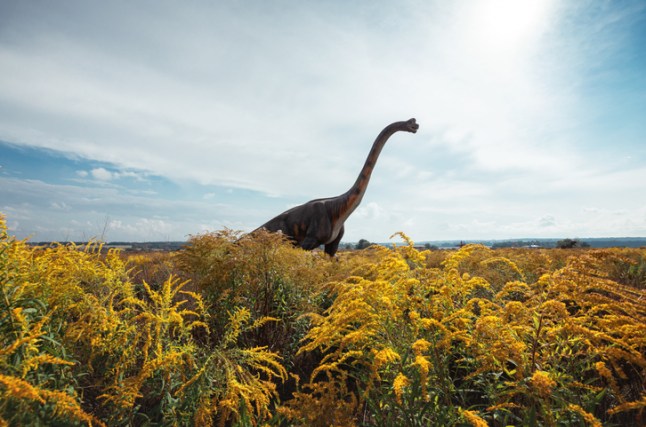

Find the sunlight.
xmin=469 ymin=0 xmax=554 ymax=55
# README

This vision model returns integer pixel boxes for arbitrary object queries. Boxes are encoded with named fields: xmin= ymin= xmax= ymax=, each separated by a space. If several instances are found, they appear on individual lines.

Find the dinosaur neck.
xmin=339 ymin=121 xmax=404 ymax=216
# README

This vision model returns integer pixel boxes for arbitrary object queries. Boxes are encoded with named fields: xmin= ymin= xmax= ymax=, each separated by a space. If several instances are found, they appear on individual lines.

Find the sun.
xmin=469 ymin=0 xmax=554 ymax=55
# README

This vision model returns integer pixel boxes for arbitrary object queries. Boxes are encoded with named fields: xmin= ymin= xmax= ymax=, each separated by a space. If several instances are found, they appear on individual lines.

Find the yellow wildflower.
xmin=570 ymin=381 xmax=603 ymax=392
xmin=530 ymin=370 xmax=556 ymax=398
xmin=594 ymin=361 xmax=612 ymax=381
xmin=568 ymin=404 xmax=602 ymax=427
xmin=21 ymin=354 xmax=75 ymax=377
xmin=393 ymin=373 xmax=410 ymax=405
xmin=539 ymin=300 xmax=568 ymax=320
xmin=411 ymin=354 xmax=432 ymax=402
xmin=607 ymin=395 xmax=646 ymax=415
xmin=0 ymin=374 xmax=45 ymax=404
xmin=414 ymin=355 xmax=432 ymax=377
xmin=486 ymin=402 xmax=520 ymax=411
xmin=194 ymin=396 xmax=214 ymax=427
xmin=419 ymin=317 xmax=444 ymax=330
xmin=408 ymin=309 xmax=421 ymax=322
xmin=372 ymin=347 xmax=400 ymax=373
xmin=461 ymin=409 xmax=489 ymax=427
xmin=40 ymin=389 xmax=107 ymax=427
xmin=411 ymin=339 xmax=432 ymax=355
xmin=594 ymin=360 xmax=620 ymax=394
xmin=223 ymin=307 xmax=251 ymax=346
xmin=502 ymin=301 xmax=527 ymax=322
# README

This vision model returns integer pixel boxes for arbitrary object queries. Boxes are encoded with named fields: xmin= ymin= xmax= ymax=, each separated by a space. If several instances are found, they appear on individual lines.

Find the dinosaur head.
xmin=403 ymin=118 xmax=419 ymax=133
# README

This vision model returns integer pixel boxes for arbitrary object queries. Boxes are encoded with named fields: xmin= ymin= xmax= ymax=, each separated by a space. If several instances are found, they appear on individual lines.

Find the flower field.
xmin=1 ymin=215 xmax=645 ymax=426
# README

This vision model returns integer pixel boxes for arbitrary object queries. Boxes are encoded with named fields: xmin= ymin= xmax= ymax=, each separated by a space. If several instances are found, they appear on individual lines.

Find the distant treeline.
xmin=27 ymin=237 xmax=646 ymax=252
xmin=419 ymin=237 xmax=646 ymax=249
xmin=29 ymin=241 xmax=187 ymax=251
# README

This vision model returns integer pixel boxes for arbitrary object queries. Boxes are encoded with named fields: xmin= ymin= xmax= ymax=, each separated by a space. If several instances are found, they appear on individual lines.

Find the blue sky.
xmin=1 ymin=0 xmax=645 ymax=242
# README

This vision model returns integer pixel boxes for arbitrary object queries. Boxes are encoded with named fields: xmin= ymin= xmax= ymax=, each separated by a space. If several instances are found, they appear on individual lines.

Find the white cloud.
xmin=81 ymin=167 xmax=147 ymax=182
xmin=50 ymin=201 xmax=70 ymax=211
xmin=355 ymin=202 xmax=386 ymax=221
xmin=108 ymin=218 xmax=174 ymax=238
xmin=1 ymin=1 xmax=644 ymax=241
xmin=90 ymin=167 xmax=113 ymax=181
xmin=0 ymin=1 xmax=566 ymax=196
xmin=0 ymin=176 xmax=242 ymax=241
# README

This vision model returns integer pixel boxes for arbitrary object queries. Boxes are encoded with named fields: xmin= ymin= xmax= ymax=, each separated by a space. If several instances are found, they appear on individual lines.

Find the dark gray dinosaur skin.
xmin=256 ymin=118 xmax=419 ymax=256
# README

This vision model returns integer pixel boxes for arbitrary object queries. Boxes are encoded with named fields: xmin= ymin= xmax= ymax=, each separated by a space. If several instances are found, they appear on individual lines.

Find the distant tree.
xmin=556 ymin=238 xmax=590 ymax=249
xmin=556 ymin=238 xmax=577 ymax=249
xmin=424 ymin=243 xmax=439 ymax=250
xmin=355 ymin=239 xmax=372 ymax=250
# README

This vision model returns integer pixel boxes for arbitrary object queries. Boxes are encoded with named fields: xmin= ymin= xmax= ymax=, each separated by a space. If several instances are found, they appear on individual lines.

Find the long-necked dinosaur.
xmin=255 ymin=118 xmax=419 ymax=256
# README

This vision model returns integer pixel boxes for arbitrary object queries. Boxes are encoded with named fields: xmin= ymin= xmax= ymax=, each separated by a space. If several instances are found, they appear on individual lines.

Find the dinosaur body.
xmin=257 ymin=118 xmax=419 ymax=255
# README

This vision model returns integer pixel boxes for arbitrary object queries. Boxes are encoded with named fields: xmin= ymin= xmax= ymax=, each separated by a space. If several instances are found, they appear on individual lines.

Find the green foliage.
xmin=175 ymin=229 xmax=331 ymax=371
xmin=556 ymin=238 xmax=590 ymax=249
xmin=355 ymin=239 xmax=372 ymax=250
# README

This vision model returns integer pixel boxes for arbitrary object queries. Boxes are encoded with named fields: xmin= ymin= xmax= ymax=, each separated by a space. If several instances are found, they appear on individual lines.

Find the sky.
xmin=1 ymin=0 xmax=645 ymax=243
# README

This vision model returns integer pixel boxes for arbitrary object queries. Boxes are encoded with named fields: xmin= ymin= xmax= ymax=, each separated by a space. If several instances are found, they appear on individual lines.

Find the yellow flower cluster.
xmin=2 ymin=214 xmax=646 ymax=425
xmin=287 ymin=239 xmax=646 ymax=425
xmin=0 ymin=216 xmax=289 ymax=426
xmin=392 ymin=372 xmax=410 ymax=405
xmin=461 ymin=409 xmax=489 ymax=427
xmin=530 ymin=370 xmax=556 ymax=398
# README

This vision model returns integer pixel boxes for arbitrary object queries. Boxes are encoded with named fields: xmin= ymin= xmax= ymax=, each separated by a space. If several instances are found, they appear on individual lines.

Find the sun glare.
xmin=469 ymin=0 xmax=553 ymax=55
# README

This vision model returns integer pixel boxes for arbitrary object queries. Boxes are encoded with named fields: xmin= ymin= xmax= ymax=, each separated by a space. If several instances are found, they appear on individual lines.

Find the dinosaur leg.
xmin=300 ymin=236 xmax=321 ymax=250
xmin=324 ymin=225 xmax=344 ymax=256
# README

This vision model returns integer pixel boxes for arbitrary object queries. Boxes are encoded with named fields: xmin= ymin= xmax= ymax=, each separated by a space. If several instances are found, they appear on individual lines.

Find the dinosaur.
xmin=255 ymin=118 xmax=419 ymax=256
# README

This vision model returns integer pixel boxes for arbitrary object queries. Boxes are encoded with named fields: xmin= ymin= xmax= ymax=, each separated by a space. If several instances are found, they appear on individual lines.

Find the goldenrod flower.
xmin=568 ymin=404 xmax=602 ymax=427
xmin=408 ymin=309 xmax=420 ymax=322
xmin=607 ymin=395 xmax=646 ymax=415
xmin=539 ymin=300 xmax=568 ymax=318
xmin=372 ymin=347 xmax=400 ymax=373
xmin=594 ymin=361 xmax=612 ymax=381
xmin=530 ymin=370 xmax=556 ymax=398
xmin=411 ymin=338 xmax=432 ymax=355
xmin=40 ymin=389 xmax=107 ymax=427
xmin=412 ymin=354 xmax=432 ymax=401
xmin=502 ymin=301 xmax=527 ymax=321
xmin=486 ymin=402 xmax=520 ymax=411
xmin=0 ymin=374 xmax=45 ymax=404
xmin=393 ymin=373 xmax=410 ymax=405
xmin=461 ymin=409 xmax=489 ymax=427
